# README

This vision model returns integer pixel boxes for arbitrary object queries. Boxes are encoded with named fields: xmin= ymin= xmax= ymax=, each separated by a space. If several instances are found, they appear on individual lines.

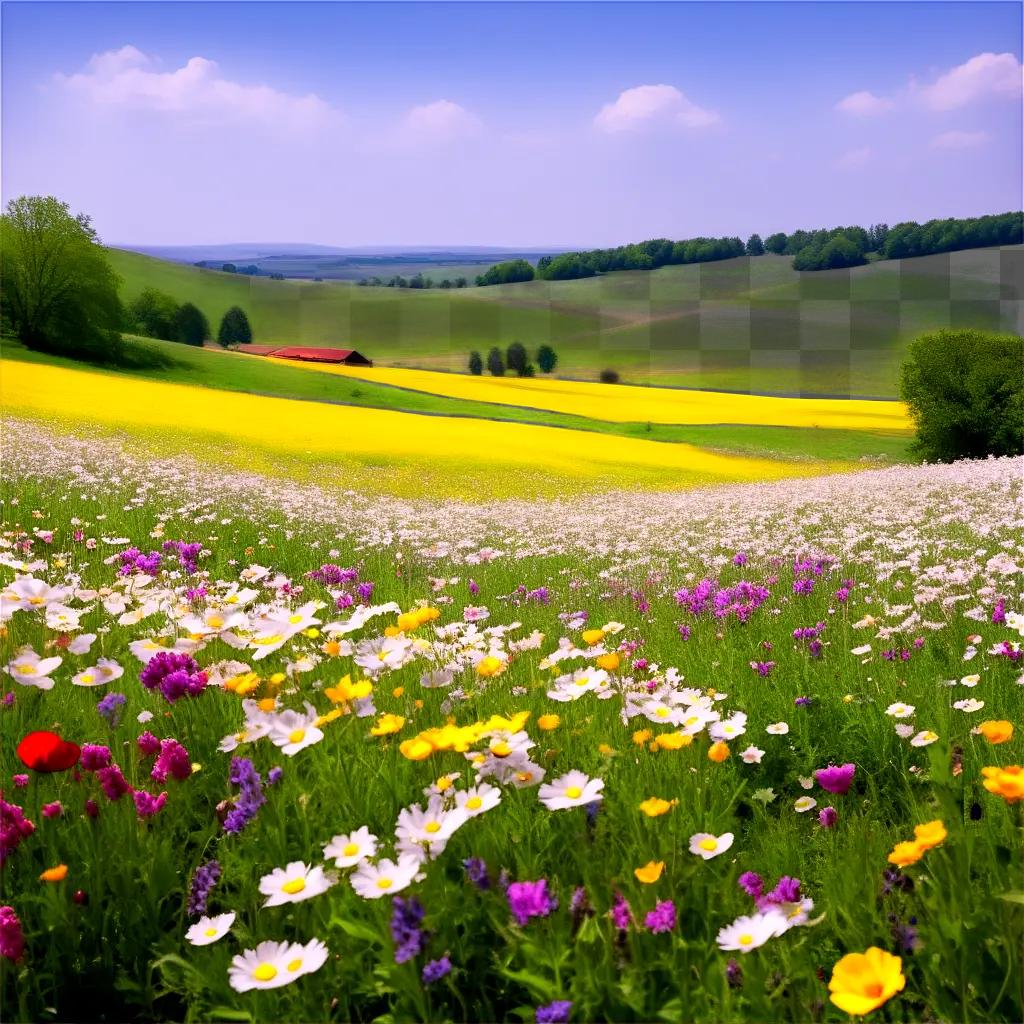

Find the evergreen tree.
xmin=218 ymin=306 xmax=253 ymax=347
xmin=537 ymin=344 xmax=558 ymax=374
xmin=174 ymin=303 xmax=209 ymax=346
xmin=486 ymin=347 xmax=505 ymax=376
xmin=506 ymin=341 xmax=529 ymax=376
xmin=468 ymin=351 xmax=483 ymax=375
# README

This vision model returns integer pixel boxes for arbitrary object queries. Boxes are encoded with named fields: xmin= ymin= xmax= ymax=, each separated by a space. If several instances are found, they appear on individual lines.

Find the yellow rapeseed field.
xmin=0 ymin=360 xmax=841 ymax=499
xmin=270 ymin=360 xmax=912 ymax=431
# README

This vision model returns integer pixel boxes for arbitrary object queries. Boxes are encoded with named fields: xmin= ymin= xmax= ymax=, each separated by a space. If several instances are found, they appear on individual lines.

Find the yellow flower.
xmin=655 ymin=732 xmax=692 ymax=751
xmin=399 ymin=736 xmax=436 ymax=761
xmin=316 ymin=708 xmax=343 ymax=727
xmin=597 ymin=743 xmax=616 ymax=756
xmin=324 ymin=675 xmax=373 ymax=704
xmin=537 ymin=714 xmax=560 ymax=731
xmin=632 ymin=729 xmax=653 ymax=746
xmin=634 ymin=860 xmax=665 ymax=884
xmin=886 ymin=840 xmax=924 ymax=868
xmin=40 ymin=864 xmax=69 ymax=883
xmin=476 ymin=655 xmax=505 ymax=678
xmin=707 ymin=741 xmax=730 ymax=763
xmin=384 ymin=625 xmax=402 ymax=638
xmin=581 ymin=628 xmax=606 ymax=647
xmin=639 ymin=797 xmax=676 ymax=818
xmin=224 ymin=672 xmax=260 ymax=695
xmin=256 ymin=697 xmax=278 ymax=713
xmin=912 ymin=819 xmax=947 ymax=851
xmin=595 ymin=652 xmax=620 ymax=672
xmin=268 ymin=672 xmax=286 ymax=686
xmin=396 ymin=612 xmax=420 ymax=633
xmin=981 ymin=764 xmax=1024 ymax=804
xmin=392 ymin=686 xmax=405 ymax=698
xmin=370 ymin=713 xmax=405 ymax=737
xmin=977 ymin=720 xmax=1014 ymax=744
xmin=303 ymin=627 xmax=319 ymax=639
xmin=828 ymin=947 xmax=905 ymax=1016
xmin=321 ymin=639 xmax=343 ymax=657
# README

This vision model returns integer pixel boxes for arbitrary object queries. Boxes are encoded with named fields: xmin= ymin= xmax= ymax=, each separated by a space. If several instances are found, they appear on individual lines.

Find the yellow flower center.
xmin=204 ymin=927 xmax=217 ymax=937
xmin=29 ymin=596 xmax=46 ymax=605
xmin=253 ymin=964 xmax=278 ymax=982
xmin=738 ymin=933 xmax=754 ymax=946
xmin=565 ymin=786 xmax=583 ymax=799
xmin=342 ymin=843 xmax=359 ymax=857
xmin=208 ymin=615 xmax=224 ymax=628
xmin=699 ymin=838 xmax=718 ymax=851
xmin=282 ymin=878 xmax=306 ymax=895
xmin=424 ymin=821 xmax=442 ymax=834
xmin=288 ymin=729 xmax=306 ymax=744
xmin=287 ymin=958 xmax=303 ymax=973
xmin=575 ymin=677 xmax=590 ymax=687
xmin=288 ymin=614 xmax=303 ymax=624
xmin=864 ymin=982 xmax=884 ymax=998
xmin=491 ymin=741 xmax=512 ymax=757
xmin=80 ymin=674 xmax=94 ymax=684
xmin=376 ymin=877 xmax=393 ymax=890
xmin=17 ymin=664 xmax=35 ymax=675
xmin=466 ymin=796 xmax=483 ymax=810
xmin=655 ymin=707 xmax=669 ymax=718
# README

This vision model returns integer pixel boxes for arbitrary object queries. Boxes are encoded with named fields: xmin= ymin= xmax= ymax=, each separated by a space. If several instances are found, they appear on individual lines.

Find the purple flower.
xmin=223 ymin=757 xmax=265 ymax=834
xmin=41 ymin=801 xmax=62 ymax=819
xmin=151 ymin=739 xmax=192 ymax=783
xmin=750 ymin=660 xmax=775 ymax=677
xmin=766 ymin=876 xmax=802 ymax=905
xmin=132 ymin=789 xmax=167 ymax=819
xmin=536 ymin=1001 xmax=572 ymax=1024
xmin=267 ymin=766 xmax=284 ymax=786
xmin=463 ymin=856 xmax=490 ymax=890
xmin=1 ymin=799 xmax=35 ymax=864
xmin=818 ymin=806 xmax=839 ymax=829
xmin=678 ymin=623 xmax=692 ymax=640
xmin=644 ymin=900 xmax=676 ymax=934
xmin=96 ymin=691 xmax=126 ymax=727
xmin=163 ymin=540 xmax=203 ymax=574
xmin=96 ymin=764 xmax=130 ymax=801
xmin=610 ymin=893 xmax=632 ymax=931
xmin=733 ymin=552 xmax=748 ymax=566
xmin=814 ymin=763 xmax=856 ymax=795
xmin=794 ymin=696 xmax=813 ymax=707
xmin=356 ymin=581 xmax=374 ymax=602
xmin=507 ymin=879 xmax=555 ymax=927
xmin=422 ymin=956 xmax=452 ymax=985
xmin=992 ymin=598 xmax=1007 ymax=625
xmin=0 ymin=906 xmax=25 ymax=962
xmin=726 ymin=958 xmax=743 ymax=988
xmin=738 ymin=872 xmax=764 ymax=899
xmin=391 ymin=896 xmax=427 ymax=964
xmin=119 ymin=548 xmax=162 ymax=576
xmin=335 ymin=593 xmax=354 ymax=610
xmin=80 ymin=744 xmax=112 ymax=771
xmin=188 ymin=860 xmax=221 ymax=917
xmin=137 ymin=731 xmax=161 ymax=757
xmin=140 ymin=651 xmax=208 ymax=704
xmin=11 ymin=775 xmax=28 ymax=789
xmin=468 ymin=579 xmax=479 ymax=596
xmin=307 ymin=564 xmax=359 ymax=586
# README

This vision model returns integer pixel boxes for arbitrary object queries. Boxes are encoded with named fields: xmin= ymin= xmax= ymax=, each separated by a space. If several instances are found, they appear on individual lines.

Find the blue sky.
xmin=2 ymin=2 xmax=1021 ymax=246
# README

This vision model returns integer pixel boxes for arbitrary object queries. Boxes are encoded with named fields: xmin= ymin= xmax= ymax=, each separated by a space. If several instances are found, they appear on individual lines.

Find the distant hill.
xmin=106 ymin=244 xmax=1023 ymax=398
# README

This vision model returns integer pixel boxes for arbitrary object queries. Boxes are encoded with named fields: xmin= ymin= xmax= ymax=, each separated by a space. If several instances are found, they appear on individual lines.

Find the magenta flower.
xmin=818 ymin=806 xmax=839 ymax=829
xmin=80 ymin=744 xmax=112 ymax=771
xmin=41 ymin=801 xmax=62 ymax=819
xmin=644 ymin=900 xmax=677 ymax=934
xmin=507 ymin=879 xmax=555 ymax=927
xmin=814 ymin=763 xmax=856 ymax=795
xmin=97 ymin=764 xmax=130 ymax=801
xmin=132 ymin=790 xmax=167 ymax=819
xmin=0 ymin=906 xmax=25 ymax=962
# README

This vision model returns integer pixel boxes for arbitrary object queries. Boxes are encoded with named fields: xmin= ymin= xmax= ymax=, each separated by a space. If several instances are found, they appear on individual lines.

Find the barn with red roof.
xmin=269 ymin=347 xmax=373 ymax=366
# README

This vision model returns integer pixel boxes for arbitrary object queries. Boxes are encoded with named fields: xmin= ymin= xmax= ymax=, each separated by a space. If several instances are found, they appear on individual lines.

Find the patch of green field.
xmin=0 ymin=338 xmax=914 ymax=465
xmin=106 ymin=245 xmax=1020 ymax=397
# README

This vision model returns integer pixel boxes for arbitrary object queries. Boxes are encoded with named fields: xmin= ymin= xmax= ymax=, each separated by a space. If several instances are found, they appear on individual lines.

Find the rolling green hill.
xmin=107 ymin=244 xmax=1022 ymax=397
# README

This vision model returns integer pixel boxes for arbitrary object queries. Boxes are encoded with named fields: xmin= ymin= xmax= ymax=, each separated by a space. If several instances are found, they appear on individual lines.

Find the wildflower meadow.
xmin=1 ymin=420 xmax=1021 ymax=1023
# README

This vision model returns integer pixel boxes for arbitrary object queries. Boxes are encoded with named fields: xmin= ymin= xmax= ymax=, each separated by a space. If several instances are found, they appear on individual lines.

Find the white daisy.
xmin=4 ymin=648 xmax=62 ymax=690
xmin=454 ymin=783 xmax=502 ymax=817
xmin=953 ymin=698 xmax=984 ymax=713
xmin=323 ymin=826 xmax=378 ymax=868
xmin=740 ymin=746 xmax=765 ymax=764
xmin=186 ymin=912 xmax=235 ymax=946
xmin=766 ymin=722 xmax=789 ymax=735
xmin=793 ymin=796 xmax=817 ymax=813
xmin=395 ymin=798 xmax=469 ymax=848
xmin=538 ymin=770 xmax=604 ymax=811
xmin=258 ymin=862 xmax=335 ymax=907
xmin=959 ymin=674 xmax=980 ymax=688
xmin=268 ymin=704 xmax=324 ymax=757
xmin=910 ymin=729 xmax=939 ymax=747
xmin=688 ymin=831 xmax=734 ymax=860
xmin=716 ymin=911 xmax=788 ymax=953
xmin=885 ymin=702 xmax=915 ymax=718
xmin=228 ymin=938 xmax=328 ymax=992
xmin=350 ymin=855 xmax=421 ymax=899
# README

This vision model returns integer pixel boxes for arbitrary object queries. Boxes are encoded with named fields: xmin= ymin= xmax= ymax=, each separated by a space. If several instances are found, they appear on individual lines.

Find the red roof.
xmin=270 ymin=347 xmax=355 ymax=362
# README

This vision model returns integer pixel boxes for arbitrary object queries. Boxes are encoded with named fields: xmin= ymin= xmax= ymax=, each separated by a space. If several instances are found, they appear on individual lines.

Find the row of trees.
xmin=127 ymin=289 xmax=253 ymax=347
xmin=194 ymin=261 xmax=284 ymax=280
xmin=476 ymin=212 xmax=1023 ymax=284
xmin=468 ymin=343 xmax=558 ymax=377
xmin=357 ymin=274 xmax=470 ymax=289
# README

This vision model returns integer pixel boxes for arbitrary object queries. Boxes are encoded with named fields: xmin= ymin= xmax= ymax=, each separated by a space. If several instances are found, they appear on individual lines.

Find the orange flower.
xmin=581 ymin=628 xmax=606 ymax=647
xmin=829 ymin=947 xmax=905 ymax=1016
xmin=655 ymin=732 xmax=692 ymax=751
xmin=977 ymin=720 xmax=1014 ymax=744
xmin=399 ymin=736 xmax=435 ymax=761
xmin=632 ymin=729 xmax=653 ymax=746
xmin=982 ymin=764 xmax=1024 ymax=803
xmin=886 ymin=840 xmax=924 ymax=868
xmin=40 ymin=864 xmax=68 ymax=883
xmin=595 ymin=652 xmax=621 ymax=672
xmin=634 ymin=860 xmax=664 ymax=884
xmin=537 ymin=714 xmax=560 ymax=732
xmin=707 ymin=741 xmax=730 ymax=763
xmin=912 ymin=820 xmax=947 ymax=851
xmin=639 ymin=797 xmax=676 ymax=818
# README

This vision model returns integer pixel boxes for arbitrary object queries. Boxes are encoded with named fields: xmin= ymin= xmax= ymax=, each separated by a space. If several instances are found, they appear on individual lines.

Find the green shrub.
xmin=899 ymin=328 xmax=1024 ymax=461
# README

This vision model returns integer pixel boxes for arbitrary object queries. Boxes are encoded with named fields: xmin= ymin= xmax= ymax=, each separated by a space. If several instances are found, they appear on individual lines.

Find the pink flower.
xmin=41 ymin=801 xmax=62 ymax=819
xmin=814 ymin=763 xmax=856 ymax=795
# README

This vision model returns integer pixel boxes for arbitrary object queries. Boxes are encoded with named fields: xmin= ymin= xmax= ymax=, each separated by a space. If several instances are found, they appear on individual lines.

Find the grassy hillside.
xmin=0 ymin=339 xmax=913 ymax=464
xmin=106 ymin=245 xmax=1022 ymax=397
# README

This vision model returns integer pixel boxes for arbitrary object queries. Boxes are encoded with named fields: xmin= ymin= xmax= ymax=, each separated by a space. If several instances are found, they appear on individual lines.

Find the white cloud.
xmin=918 ymin=52 xmax=1023 ymax=110
xmin=400 ymin=100 xmax=480 ymax=141
xmin=56 ymin=45 xmax=334 ymax=129
xmin=594 ymin=84 xmax=719 ymax=133
xmin=930 ymin=129 xmax=990 ymax=150
xmin=835 ymin=90 xmax=894 ymax=117
xmin=835 ymin=146 xmax=872 ymax=169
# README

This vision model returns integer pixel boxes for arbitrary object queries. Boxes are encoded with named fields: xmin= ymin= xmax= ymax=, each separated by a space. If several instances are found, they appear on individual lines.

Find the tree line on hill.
xmin=125 ymin=288 xmax=253 ymax=348
xmin=468 ymin=343 xmax=559 ymax=378
xmin=357 ymin=274 xmax=470 ymax=289
xmin=475 ymin=211 xmax=1023 ymax=284
xmin=193 ymin=261 xmax=286 ymax=280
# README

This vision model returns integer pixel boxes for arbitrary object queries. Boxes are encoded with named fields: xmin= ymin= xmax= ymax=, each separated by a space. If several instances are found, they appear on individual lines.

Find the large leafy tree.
xmin=218 ymin=306 xmax=253 ymax=347
xmin=1 ymin=195 xmax=123 ymax=361
xmin=174 ymin=303 xmax=210 ymax=346
xmin=537 ymin=344 xmax=558 ymax=374
xmin=900 ymin=329 xmax=1024 ymax=461
xmin=129 ymin=288 xmax=179 ymax=340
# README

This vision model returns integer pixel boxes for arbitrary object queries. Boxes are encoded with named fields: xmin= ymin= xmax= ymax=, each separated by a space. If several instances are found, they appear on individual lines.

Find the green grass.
xmin=0 ymin=337 xmax=914 ymax=465
xmin=107 ymin=245 xmax=1020 ymax=397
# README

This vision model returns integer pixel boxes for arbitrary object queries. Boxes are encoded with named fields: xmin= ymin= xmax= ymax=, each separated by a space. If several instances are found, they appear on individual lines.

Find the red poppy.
xmin=17 ymin=731 xmax=81 ymax=772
